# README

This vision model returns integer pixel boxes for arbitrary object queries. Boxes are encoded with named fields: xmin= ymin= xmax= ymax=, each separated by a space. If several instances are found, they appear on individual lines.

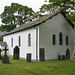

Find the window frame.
xmin=28 ymin=33 xmax=31 ymax=47
xmin=11 ymin=38 xmax=13 ymax=47
xmin=52 ymin=34 xmax=56 ymax=45
xmin=59 ymin=32 xmax=63 ymax=45
xmin=66 ymin=36 xmax=68 ymax=45
xmin=19 ymin=36 xmax=21 ymax=47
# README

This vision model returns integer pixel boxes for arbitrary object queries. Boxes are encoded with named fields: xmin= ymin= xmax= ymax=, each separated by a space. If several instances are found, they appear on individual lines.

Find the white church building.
xmin=3 ymin=11 xmax=74 ymax=61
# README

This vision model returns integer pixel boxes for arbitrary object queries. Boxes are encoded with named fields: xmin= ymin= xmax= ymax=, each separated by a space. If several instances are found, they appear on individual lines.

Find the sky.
xmin=0 ymin=0 xmax=45 ymax=25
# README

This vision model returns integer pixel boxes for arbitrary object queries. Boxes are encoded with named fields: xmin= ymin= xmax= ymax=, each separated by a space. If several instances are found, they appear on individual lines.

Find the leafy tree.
xmin=40 ymin=4 xmax=52 ymax=15
xmin=0 ymin=3 xmax=35 ymax=32
xmin=0 ymin=35 xmax=3 ymax=41
xmin=34 ymin=11 xmax=45 ymax=19
xmin=0 ymin=25 xmax=16 ymax=32
xmin=40 ymin=0 xmax=75 ymax=23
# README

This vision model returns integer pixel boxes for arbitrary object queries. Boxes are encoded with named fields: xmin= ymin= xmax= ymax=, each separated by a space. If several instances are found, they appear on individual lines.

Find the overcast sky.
xmin=0 ymin=0 xmax=45 ymax=25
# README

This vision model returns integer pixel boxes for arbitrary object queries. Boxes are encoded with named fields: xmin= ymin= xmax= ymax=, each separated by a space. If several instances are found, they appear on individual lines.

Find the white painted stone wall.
xmin=3 ymin=27 xmax=39 ymax=60
xmin=39 ymin=13 xmax=74 ymax=60
xmin=3 ymin=13 xmax=74 ymax=61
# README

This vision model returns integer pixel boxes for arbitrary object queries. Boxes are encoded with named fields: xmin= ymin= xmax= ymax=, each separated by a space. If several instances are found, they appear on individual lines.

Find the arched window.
xmin=59 ymin=32 xmax=63 ymax=45
xmin=28 ymin=34 xmax=31 ymax=47
xmin=19 ymin=36 xmax=21 ymax=47
xmin=52 ymin=34 xmax=56 ymax=45
xmin=11 ymin=38 xmax=13 ymax=47
xmin=66 ymin=36 xmax=68 ymax=45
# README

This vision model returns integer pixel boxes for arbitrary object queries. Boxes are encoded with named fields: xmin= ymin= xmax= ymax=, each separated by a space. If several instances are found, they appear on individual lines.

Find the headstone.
xmin=58 ymin=55 xmax=61 ymax=60
xmin=62 ymin=55 xmax=66 ymax=60
xmin=26 ymin=53 xmax=31 ymax=62
xmin=39 ymin=48 xmax=45 ymax=61
xmin=13 ymin=46 xmax=19 ymax=59
xmin=2 ymin=47 xmax=9 ymax=63
xmin=0 ymin=49 xmax=2 ymax=60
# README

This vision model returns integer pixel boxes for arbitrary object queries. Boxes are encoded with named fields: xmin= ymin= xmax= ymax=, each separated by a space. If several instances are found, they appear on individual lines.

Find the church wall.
xmin=39 ymin=13 xmax=74 ymax=61
xmin=3 ymin=12 xmax=74 ymax=61
xmin=3 ymin=27 xmax=39 ymax=60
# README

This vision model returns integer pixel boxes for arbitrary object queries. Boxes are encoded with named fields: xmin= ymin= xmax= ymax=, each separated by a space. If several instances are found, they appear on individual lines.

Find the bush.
xmin=0 ymin=35 xmax=3 ymax=41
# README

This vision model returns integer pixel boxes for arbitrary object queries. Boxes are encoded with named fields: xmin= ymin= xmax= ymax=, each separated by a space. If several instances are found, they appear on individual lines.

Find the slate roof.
xmin=3 ymin=11 xmax=74 ymax=36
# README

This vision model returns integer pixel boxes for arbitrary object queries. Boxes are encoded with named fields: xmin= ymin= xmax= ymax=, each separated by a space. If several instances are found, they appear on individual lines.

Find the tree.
xmin=40 ymin=0 xmax=75 ymax=23
xmin=34 ymin=11 xmax=45 ymax=19
xmin=0 ymin=25 xmax=16 ymax=32
xmin=0 ymin=35 xmax=3 ymax=41
xmin=18 ymin=6 xmax=35 ymax=23
xmin=40 ymin=4 xmax=53 ymax=15
xmin=0 ymin=3 xmax=35 ymax=32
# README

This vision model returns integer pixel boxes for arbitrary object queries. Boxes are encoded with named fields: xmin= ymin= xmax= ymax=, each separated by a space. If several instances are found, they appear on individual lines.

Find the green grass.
xmin=0 ymin=56 xmax=75 ymax=75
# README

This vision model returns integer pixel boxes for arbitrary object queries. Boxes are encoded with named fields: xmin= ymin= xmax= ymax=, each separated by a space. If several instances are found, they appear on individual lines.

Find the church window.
xmin=52 ymin=34 xmax=56 ymax=45
xmin=59 ymin=32 xmax=63 ymax=45
xmin=28 ymin=33 xmax=31 ymax=47
xmin=66 ymin=36 xmax=68 ymax=45
xmin=11 ymin=38 xmax=13 ymax=47
xmin=19 ymin=36 xmax=21 ymax=47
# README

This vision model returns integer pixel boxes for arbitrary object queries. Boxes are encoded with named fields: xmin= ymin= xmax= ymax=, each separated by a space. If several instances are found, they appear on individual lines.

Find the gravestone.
xmin=2 ymin=47 xmax=9 ymax=63
xmin=39 ymin=48 xmax=45 ymax=61
xmin=58 ymin=55 xmax=61 ymax=60
xmin=0 ymin=49 xmax=2 ymax=60
xmin=26 ymin=53 xmax=31 ymax=62
xmin=62 ymin=55 xmax=66 ymax=60
xmin=13 ymin=46 xmax=19 ymax=59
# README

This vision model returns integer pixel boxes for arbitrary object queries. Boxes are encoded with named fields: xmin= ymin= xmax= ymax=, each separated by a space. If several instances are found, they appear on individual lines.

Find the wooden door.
xmin=66 ymin=49 xmax=70 ymax=59
xmin=13 ymin=46 xmax=20 ymax=59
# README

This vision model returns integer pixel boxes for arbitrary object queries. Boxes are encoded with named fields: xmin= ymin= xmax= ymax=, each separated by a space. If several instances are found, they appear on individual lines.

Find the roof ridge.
xmin=4 ymin=10 xmax=73 ymax=36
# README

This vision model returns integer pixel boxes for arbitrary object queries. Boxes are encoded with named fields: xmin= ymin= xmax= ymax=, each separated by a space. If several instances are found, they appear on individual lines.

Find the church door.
xmin=13 ymin=46 xmax=20 ymax=59
xmin=66 ymin=49 xmax=70 ymax=59
xmin=39 ymin=48 xmax=45 ymax=61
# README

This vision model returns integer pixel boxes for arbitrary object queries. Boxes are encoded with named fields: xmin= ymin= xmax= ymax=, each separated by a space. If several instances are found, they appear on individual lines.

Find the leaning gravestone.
xmin=2 ymin=47 xmax=9 ymax=63
xmin=26 ymin=53 xmax=31 ymax=62
xmin=13 ymin=46 xmax=19 ymax=59
xmin=0 ymin=49 xmax=2 ymax=60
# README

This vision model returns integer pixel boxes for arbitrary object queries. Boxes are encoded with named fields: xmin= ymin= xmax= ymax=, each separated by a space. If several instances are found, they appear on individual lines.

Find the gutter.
xmin=3 ymin=24 xmax=40 ymax=36
xmin=34 ymin=27 xmax=38 ymax=61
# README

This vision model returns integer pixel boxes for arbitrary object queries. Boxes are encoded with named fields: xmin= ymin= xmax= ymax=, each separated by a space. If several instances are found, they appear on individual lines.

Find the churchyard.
xmin=0 ymin=47 xmax=75 ymax=75
xmin=0 ymin=56 xmax=75 ymax=75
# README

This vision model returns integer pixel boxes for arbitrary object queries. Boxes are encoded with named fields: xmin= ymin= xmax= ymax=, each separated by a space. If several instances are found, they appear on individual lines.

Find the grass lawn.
xmin=0 ymin=56 xmax=75 ymax=75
